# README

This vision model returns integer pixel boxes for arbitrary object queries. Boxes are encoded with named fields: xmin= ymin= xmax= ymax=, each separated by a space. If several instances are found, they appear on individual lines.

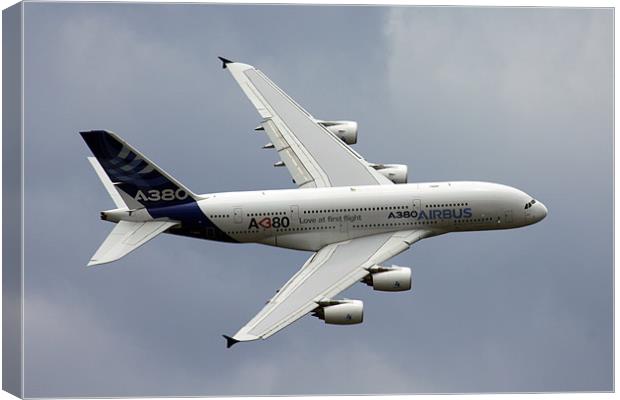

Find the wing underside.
xmin=226 ymin=229 xmax=430 ymax=345
xmin=222 ymin=59 xmax=393 ymax=188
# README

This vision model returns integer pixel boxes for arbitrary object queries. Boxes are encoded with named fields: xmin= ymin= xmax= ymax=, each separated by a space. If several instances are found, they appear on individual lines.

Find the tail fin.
xmin=87 ymin=157 xmax=131 ymax=208
xmin=80 ymin=130 xmax=199 ymax=209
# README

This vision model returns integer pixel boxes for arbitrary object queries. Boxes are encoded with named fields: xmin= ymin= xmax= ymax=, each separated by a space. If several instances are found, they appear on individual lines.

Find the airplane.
xmin=80 ymin=57 xmax=548 ymax=348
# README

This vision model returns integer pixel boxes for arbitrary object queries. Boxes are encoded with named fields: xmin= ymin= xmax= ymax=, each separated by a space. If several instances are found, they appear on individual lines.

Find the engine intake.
xmin=371 ymin=164 xmax=408 ymax=184
xmin=363 ymin=265 xmax=412 ymax=292
xmin=317 ymin=120 xmax=358 ymax=145
xmin=312 ymin=299 xmax=363 ymax=325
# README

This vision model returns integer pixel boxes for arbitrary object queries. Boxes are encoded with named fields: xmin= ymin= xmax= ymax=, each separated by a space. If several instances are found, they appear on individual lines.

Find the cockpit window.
xmin=524 ymin=199 xmax=536 ymax=209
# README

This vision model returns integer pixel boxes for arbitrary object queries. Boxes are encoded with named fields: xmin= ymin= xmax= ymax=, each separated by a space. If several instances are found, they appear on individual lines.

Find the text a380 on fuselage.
xmin=81 ymin=57 xmax=547 ymax=347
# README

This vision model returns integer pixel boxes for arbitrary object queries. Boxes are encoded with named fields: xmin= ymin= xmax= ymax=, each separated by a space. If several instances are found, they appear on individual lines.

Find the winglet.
xmin=218 ymin=56 xmax=234 ymax=69
xmin=222 ymin=334 xmax=239 ymax=348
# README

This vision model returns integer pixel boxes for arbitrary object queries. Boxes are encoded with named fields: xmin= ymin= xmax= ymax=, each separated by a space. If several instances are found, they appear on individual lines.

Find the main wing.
xmin=224 ymin=229 xmax=431 ymax=347
xmin=219 ymin=57 xmax=392 ymax=188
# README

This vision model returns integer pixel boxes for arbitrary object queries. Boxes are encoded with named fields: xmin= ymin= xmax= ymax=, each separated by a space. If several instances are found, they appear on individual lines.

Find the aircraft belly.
xmin=256 ymin=235 xmax=276 ymax=246
xmin=275 ymin=231 xmax=345 ymax=251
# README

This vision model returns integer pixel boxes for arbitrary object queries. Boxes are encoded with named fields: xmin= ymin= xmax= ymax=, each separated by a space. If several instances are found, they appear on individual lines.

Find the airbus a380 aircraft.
xmin=81 ymin=57 xmax=547 ymax=348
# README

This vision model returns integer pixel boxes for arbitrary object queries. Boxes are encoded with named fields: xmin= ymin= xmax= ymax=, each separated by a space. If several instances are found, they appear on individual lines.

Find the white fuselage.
xmin=190 ymin=181 xmax=547 ymax=251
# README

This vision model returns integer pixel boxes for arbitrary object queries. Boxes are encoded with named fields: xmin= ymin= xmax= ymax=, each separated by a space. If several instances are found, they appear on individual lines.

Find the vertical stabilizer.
xmin=80 ymin=130 xmax=199 ymax=209
xmin=87 ymin=157 xmax=138 ymax=209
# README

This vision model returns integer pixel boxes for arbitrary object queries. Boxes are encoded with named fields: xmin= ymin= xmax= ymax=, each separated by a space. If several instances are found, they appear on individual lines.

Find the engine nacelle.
xmin=317 ymin=120 xmax=358 ymax=145
xmin=371 ymin=164 xmax=408 ymax=184
xmin=312 ymin=299 xmax=363 ymax=325
xmin=364 ymin=265 xmax=412 ymax=292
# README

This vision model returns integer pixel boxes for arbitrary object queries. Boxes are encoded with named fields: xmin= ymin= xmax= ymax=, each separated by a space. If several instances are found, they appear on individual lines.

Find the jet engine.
xmin=317 ymin=120 xmax=358 ymax=145
xmin=312 ymin=299 xmax=363 ymax=325
xmin=371 ymin=164 xmax=408 ymax=184
xmin=363 ymin=265 xmax=412 ymax=292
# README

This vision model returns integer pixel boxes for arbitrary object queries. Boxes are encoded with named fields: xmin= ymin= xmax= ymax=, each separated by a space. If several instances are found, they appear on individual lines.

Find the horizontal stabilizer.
xmin=88 ymin=220 xmax=179 ymax=266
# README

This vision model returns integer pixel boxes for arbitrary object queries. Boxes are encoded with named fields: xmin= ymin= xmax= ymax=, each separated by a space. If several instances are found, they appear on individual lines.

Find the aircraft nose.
xmin=537 ymin=202 xmax=548 ymax=221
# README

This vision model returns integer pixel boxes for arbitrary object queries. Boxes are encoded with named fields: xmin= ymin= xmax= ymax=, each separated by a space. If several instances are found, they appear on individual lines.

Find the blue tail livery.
xmin=80 ymin=130 xmax=199 ymax=208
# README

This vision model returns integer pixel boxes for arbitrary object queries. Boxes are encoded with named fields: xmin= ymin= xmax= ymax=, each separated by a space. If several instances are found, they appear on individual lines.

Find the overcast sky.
xmin=22 ymin=3 xmax=612 ymax=397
